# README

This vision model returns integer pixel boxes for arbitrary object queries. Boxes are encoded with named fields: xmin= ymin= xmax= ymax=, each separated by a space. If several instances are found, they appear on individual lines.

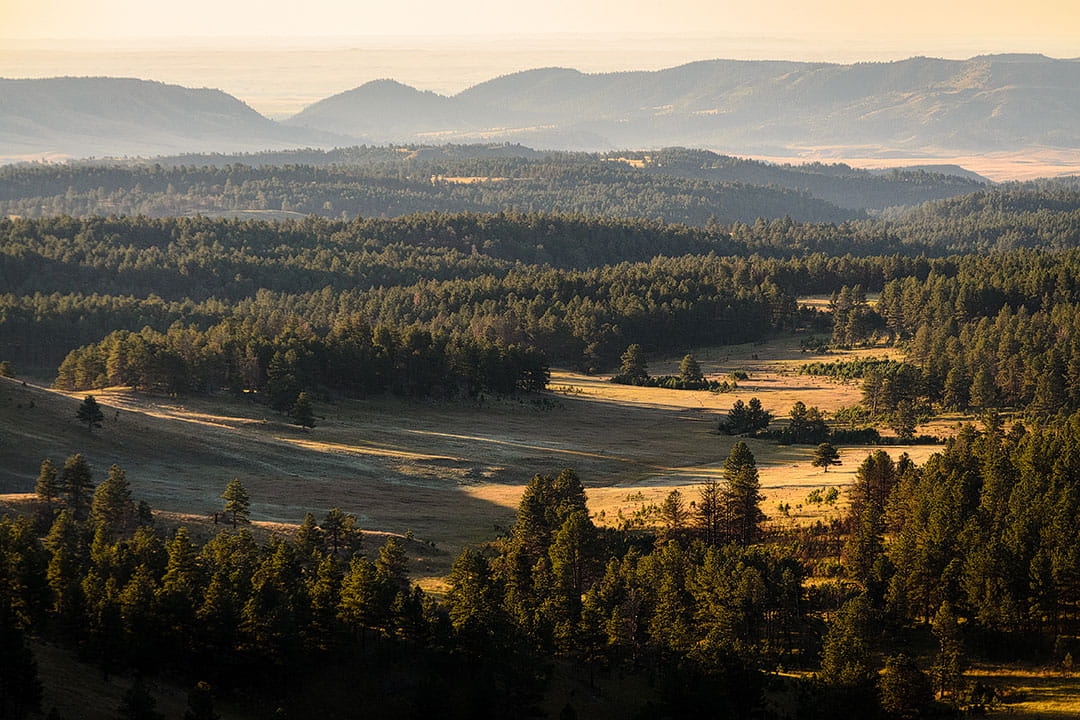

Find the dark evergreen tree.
xmin=659 ymin=489 xmax=687 ymax=540
xmin=617 ymin=344 xmax=648 ymax=384
xmin=220 ymin=479 xmax=250 ymax=527
xmin=820 ymin=593 xmax=876 ymax=687
xmin=321 ymin=507 xmax=358 ymax=556
xmin=721 ymin=441 xmax=764 ymax=545
xmin=679 ymin=354 xmax=703 ymax=383
xmin=879 ymin=654 xmax=933 ymax=719
xmin=289 ymin=391 xmax=316 ymax=430
xmin=931 ymin=602 xmax=965 ymax=702
xmin=90 ymin=464 xmax=134 ymax=537
xmin=697 ymin=479 xmax=724 ymax=546
xmin=811 ymin=442 xmax=841 ymax=471
xmin=60 ymin=453 xmax=94 ymax=520
xmin=76 ymin=394 xmax=104 ymax=431
xmin=34 ymin=459 xmax=60 ymax=513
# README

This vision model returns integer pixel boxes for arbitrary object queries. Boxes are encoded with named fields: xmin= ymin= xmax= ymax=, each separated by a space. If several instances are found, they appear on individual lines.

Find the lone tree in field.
xmin=722 ymin=441 xmax=764 ymax=545
xmin=76 ymin=394 xmax=104 ymax=431
xmin=812 ymin=442 xmax=842 ymax=472
xmin=618 ymin=343 xmax=648 ymax=384
xmin=679 ymin=354 xmax=703 ymax=383
xmin=60 ymin=453 xmax=95 ymax=519
xmin=35 ymin=458 xmax=60 ymax=512
xmin=220 ymin=479 xmax=250 ymax=527
xmin=290 ymin=391 xmax=316 ymax=430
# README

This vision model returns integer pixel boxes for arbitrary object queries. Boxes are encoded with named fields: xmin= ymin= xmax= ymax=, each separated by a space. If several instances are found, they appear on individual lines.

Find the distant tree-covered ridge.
xmin=8 ymin=187 xmax=1080 ymax=394
xmin=0 ymin=156 xmax=859 ymax=225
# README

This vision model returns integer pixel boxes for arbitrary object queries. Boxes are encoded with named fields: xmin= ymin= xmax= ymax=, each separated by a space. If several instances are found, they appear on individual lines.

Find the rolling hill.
xmin=0 ymin=76 xmax=346 ymax=159
xmin=286 ymin=54 xmax=1080 ymax=156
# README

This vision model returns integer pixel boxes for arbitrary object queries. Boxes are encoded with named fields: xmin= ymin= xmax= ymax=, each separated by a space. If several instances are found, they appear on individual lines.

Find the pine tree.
xmin=617 ymin=344 xmax=648 ymax=384
xmin=549 ymin=511 xmax=598 ymax=619
xmin=747 ymin=397 xmax=772 ymax=431
xmin=931 ymin=602 xmax=965 ymax=701
xmin=220 ymin=479 xmax=250 ymax=527
xmin=723 ymin=399 xmax=749 ymax=434
xmin=76 ymin=394 xmax=104 ymax=431
xmin=307 ymin=555 xmax=341 ymax=647
xmin=697 ymin=479 xmax=724 ymax=545
xmin=321 ymin=507 xmax=358 ymax=556
xmin=90 ymin=464 xmax=134 ymax=536
xmin=679 ymin=354 xmax=703 ymax=383
xmin=159 ymin=528 xmax=201 ymax=638
xmin=659 ymin=489 xmax=686 ymax=540
xmin=376 ymin=537 xmax=410 ymax=592
xmin=820 ymin=593 xmax=876 ymax=687
xmin=290 ymin=391 xmax=316 ymax=430
xmin=264 ymin=350 xmax=301 ymax=412
xmin=338 ymin=555 xmax=385 ymax=638
xmin=44 ymin=510 xmax=87 ymax=624
xmin=722 ymin=441 xmax=764 ymax=545
xmin=60 ymin=453 xmax=94 ymax=519
xmin=844 ymin=501 xmax=884 ymax=585
xmin=444 ymin=548 xmax=506 ymax=653
xmin=889 ymin=400 xmax=918 ymax=440
xmin=811 ymin=442 xmax=842 ymax=472
xmin=879 ymin=654 xmax=933 ymax=718
xmin=292 ymin=512 xmax=323 ymax=556
xmin=34 ymin=459 xmax=60 ymax=512
xmin=970 ymin=367 xmax=998 ymax=409
xmin=942 ymin=366 xmax=970 ymax=410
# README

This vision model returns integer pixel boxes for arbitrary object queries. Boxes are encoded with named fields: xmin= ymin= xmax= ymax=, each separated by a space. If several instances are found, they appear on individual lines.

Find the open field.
xmin=969 ymin=666 xmax=1080 ymax=719
xmin=0 ymin=334 xmax=944 ymax=583
xmin=747 ymin=148 xmax=1080 ymax=182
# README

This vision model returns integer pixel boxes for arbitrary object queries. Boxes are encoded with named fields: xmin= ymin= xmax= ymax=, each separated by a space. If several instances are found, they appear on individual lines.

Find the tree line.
xmin=53 ymin=318 xmax=549 ymax=402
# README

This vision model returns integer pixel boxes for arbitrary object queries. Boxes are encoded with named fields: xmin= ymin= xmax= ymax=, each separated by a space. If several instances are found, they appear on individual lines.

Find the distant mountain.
xmin=0 ymin=77 xmax=345 ymax=159
xmin=286 ymin=55 xmax=1080 ymax=156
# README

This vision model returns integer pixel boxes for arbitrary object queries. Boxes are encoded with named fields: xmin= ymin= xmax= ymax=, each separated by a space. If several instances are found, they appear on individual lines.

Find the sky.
xmin=3 ymin=0 xmax=1079 ymax=52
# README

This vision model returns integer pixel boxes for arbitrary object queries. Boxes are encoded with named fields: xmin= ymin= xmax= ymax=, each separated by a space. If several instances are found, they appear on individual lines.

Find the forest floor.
xmin=1 ymin=333 xmax=949 ymax=587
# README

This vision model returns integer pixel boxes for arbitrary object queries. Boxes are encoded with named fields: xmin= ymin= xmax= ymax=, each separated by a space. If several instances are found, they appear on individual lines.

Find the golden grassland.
xmin=968 ymin=666 xmax=1080 ymax=719
xmin=0 ymin=334 xmax=943 ymax=586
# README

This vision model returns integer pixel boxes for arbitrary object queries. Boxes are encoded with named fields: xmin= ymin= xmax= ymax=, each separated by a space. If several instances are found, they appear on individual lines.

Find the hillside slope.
xmin=286 ymin=54 xmax=1080 ymax=156
xmin=0 ymin=77 xmax=346 ymax=158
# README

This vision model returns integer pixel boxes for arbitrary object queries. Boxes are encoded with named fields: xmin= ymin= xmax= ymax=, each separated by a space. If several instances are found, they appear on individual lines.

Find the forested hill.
xmin=5 ymin=186 xmax=1080 ymax=378
xmin=285 ymin=55 xmax=1080 ymax=156
xmin=145 ymin=144 xmax=991 ymax=211
xmin=0 ymin=157 xmax=860 ymax=225
xmin=0 ymin=144 xmax=994 ymax=223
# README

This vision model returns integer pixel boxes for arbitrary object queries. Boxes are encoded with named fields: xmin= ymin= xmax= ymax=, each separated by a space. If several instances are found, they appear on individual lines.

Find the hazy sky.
xmin=3 ymin=0 xmax=1079 ymax=50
